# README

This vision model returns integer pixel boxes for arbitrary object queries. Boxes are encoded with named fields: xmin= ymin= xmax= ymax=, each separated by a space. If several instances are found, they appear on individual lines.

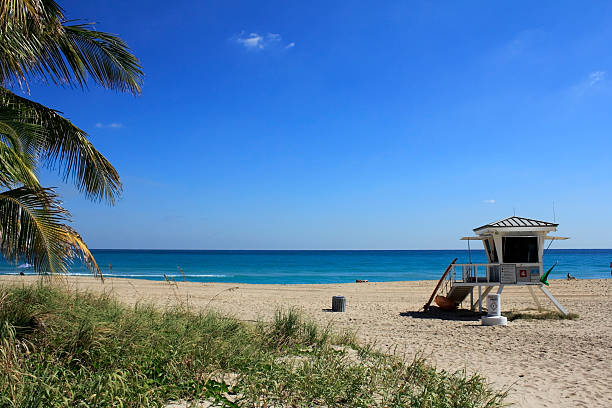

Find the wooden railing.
xmin=449 ymin=263 xmax=541 ymax=285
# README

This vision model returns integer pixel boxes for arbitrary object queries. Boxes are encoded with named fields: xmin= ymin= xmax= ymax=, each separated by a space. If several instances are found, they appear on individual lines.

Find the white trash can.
xmin=481 ymin=294 xmax=507 ymax=326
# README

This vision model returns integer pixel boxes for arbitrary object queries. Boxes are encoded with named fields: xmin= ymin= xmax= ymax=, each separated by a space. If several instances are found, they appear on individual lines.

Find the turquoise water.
xmin=1 ymin=249 xmax=610 ymax=284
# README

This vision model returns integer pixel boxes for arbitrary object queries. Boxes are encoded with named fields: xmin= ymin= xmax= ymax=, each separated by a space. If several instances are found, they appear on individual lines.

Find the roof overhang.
xmin=460 ymin=236 xmax=486 ymax=240
xmin=545 ymin=236 xmax=569 ymax=240
xmin=474 ymin=226 xmax=557 ymax=235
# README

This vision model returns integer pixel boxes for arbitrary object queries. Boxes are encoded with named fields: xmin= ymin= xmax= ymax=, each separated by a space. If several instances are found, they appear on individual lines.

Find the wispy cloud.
xmin=233 ymin=32 xmax=294 ymax=51
xmin=588 ymin=71 xmax=606 ymax=86
xmin=95 ymin=122 xmax=123 ymax=129
xmin=483 ymin=199 xmax=496 ymax=204
xmin=569 ymin=70 xmax=608 ymax=97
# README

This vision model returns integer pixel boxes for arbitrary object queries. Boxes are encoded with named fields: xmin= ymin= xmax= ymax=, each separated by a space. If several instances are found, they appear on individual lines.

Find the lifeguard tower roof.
xmin=474 ymin=216 xmax=558 ymax=234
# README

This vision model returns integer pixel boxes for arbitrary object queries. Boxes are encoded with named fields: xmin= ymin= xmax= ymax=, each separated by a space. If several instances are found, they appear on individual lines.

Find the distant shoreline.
xmin=0 ymin=273 xmax=610 ymax=285
xmin=85 ymin=248 xmax=612 ymax=251
xmin=2 ymin=248 xmax=611 ymax=284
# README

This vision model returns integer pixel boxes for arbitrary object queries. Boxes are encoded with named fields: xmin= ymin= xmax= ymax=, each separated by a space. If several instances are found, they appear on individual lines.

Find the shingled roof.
xmin=474 ymin=216 xmax=558 ymax=231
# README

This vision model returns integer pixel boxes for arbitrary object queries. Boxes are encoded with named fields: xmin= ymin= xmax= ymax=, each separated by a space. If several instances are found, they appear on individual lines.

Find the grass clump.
xmin=503 ymin=310 xmax=579 ymax=321
xmin=0 ymin=284 xmax=506 ymax=407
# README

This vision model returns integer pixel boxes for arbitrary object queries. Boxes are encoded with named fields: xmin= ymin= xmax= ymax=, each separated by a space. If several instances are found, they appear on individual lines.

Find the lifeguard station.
xmin=424 ymin=216 xmax=569 ymax=316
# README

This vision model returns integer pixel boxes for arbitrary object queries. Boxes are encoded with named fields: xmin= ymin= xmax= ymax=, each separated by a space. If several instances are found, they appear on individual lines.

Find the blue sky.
xmin=21 ymin=1 xmax=612 ymax=249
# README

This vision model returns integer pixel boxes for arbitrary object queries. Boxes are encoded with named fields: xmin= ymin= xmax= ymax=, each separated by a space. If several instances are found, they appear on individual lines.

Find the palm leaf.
xmin=0 ymin=0 xmax=143 ymax=94
xmin=0 ymin=101 xmax=44 ymax=178
xmin=0 ymin=139 xmax=40 ymax=188
xmin=0 ymin=0 xmax=63 ymax=28
xmin=0 ymin=187 xmax=70 ymax=274
xmin=0 ymin=187 xmax=101 ymax=276
xmin=0 ymin=1 xmax=137 ymax=278
xmin=0 ymin=88 xmax=122 ymax=203
xmin=62 ymin=226 xmax=102 ymax=280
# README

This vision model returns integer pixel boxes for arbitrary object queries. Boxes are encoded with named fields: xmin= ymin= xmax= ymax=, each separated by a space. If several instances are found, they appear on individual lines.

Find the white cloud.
xmin=95 ymin=122 xmax=123 ymax=129
xmin=236 ymin=33 xmax=264 ymax=49
xmin=569 ymin=70 xmax=608 ymax=97
xmin=234 ymin=32 xmax=294 ymax=51
xmin=589 ymin=71 xmax=605 ymax=86
xmin=483 ymin=199 xmax=496 ymax=204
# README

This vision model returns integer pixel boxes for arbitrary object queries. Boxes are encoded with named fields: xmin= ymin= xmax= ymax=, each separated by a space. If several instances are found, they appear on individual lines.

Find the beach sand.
xmin=1 ymin=276 xmax=610 ymax=408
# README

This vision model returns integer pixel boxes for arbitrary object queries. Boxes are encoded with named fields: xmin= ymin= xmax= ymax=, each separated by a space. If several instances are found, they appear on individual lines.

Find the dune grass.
xmin=503 ymin=309 xmax=579 ymax=321
xmin=0 ymin=283 xmax=506 ymax=407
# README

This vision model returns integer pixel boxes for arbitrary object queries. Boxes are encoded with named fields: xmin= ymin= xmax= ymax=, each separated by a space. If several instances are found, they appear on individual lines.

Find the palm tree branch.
xmin=0 ymin=87 xmax=122 ymax=203
xmin=0 ymin=187 xmax=69 ymax=274
xmin=63 ymin=226 xmax=102 ymax=279
xmin=0 ymin=139 xmax=40 ymax=188
xmin=0 ymin=1 xmax=142 ymax=94
xmin=60 ymin=23 xmax=143 ymax=94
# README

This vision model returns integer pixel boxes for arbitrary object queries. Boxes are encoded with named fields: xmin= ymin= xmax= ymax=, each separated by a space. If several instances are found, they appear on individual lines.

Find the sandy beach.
xmin=2 ymin=275 xmax=610 ymax=408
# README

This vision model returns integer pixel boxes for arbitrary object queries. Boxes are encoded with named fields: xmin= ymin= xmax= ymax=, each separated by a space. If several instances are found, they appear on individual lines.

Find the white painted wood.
xmin=528 ymin=286 xmax=542 ymax=311
xmin=475 ymin=226 xmax=557 ymax=235
xmin=539 ymin=286 xmax=568 ymax=316
xmin=493 ymin=235 xmax=504 ymax=263
xmin=538 ymin=236 xmax=545 ymax=265
xmin=470 ymin=288 xmax=474 ymax=311
xmin=501 ymin=264 xmax=516 ymax=284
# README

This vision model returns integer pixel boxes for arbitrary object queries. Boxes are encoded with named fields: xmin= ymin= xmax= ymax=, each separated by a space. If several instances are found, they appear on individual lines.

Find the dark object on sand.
xmin=566 ymin=273 xmax=577 ymax=280
xmin=434 ymin=295 xmax=457 ymax=311
xmin=355 ymin=279 xmax=368 ymax=283
xmin=19 ymin=271 xmax=25 ymax=276
xmin=332 ymin=296 xmax=346 ymax=312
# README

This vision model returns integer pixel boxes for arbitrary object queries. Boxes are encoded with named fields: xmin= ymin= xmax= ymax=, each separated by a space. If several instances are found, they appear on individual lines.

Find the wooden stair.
xmin=423 ymin=258 xmax=457 ymax=311
xmin=446 ymin=286 xmax=473 ymax=305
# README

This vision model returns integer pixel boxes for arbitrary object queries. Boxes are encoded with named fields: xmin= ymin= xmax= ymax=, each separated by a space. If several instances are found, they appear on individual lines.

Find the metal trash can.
xmin=332 ymin=296 xmax=346 ymax=312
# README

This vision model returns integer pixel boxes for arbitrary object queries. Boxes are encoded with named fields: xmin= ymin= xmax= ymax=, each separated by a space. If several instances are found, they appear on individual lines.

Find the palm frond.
xmin=59 ymin=23 xmax=143 ymax=94
xmin=0 ymin=101 xmax=44 ymax=170
xmin=0 ymin=187 xmax=70 ymax=274
xmin=0 ymin=88 xmax=122 ymax=203
xmin=0 ymin=0 xmax=143 ymax=94
xmin=0 ymin=187 xmax=102 ymax=276
xmin=62 ymin=226 xmax=102 ymax=279
xmin=0 ymin=0 xmax=64 ymax=28
xmin=0 ymin=139 xmax=40 ymax=188
xmin=0 ymin=1 xmax=136 ymax=278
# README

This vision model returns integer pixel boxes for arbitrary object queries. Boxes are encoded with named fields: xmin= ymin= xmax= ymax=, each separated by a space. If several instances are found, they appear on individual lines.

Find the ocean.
xmin=1 ymin=249 xmax=610 ymax=284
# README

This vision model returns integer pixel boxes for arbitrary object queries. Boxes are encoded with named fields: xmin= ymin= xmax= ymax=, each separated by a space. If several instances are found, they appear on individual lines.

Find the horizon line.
xmin=88 ymin=248 xmax=611 ymax=251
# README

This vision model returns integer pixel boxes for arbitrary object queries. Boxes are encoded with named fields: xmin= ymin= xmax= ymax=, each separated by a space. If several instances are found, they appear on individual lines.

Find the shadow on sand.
xmin=401 ymin=307 xmax=485 ymax=321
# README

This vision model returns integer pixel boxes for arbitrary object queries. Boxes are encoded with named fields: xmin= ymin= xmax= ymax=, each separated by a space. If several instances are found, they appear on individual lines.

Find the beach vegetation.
xmin=0 ymin=1 xmax=142 ymax=275
xmin=503 ymin=309 xmax=579 ymax=321
xmin=0 ymin=283 xmax=507 ymax=407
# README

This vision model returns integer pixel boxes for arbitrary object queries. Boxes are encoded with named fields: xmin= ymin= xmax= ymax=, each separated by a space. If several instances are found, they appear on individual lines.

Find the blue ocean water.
xmin=1 ymin=249 xmax=610 ymax=284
